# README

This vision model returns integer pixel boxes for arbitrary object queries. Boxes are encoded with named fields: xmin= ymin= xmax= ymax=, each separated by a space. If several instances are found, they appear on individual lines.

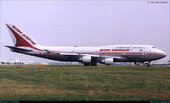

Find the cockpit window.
xmin=152 ymin=47 xmax=156 ymax=48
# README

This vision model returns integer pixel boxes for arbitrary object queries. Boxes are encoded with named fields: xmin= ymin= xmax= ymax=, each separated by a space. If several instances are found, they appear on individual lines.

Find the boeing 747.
xmin=6 ymin=24 xmax=167 ymax=66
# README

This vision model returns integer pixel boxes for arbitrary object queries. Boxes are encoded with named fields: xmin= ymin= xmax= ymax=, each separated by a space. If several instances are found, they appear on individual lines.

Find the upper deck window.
xmin=133 ymin=47 xmax=144 ymax=49
xmin=117 ymin=47 xmax=130 ymax=49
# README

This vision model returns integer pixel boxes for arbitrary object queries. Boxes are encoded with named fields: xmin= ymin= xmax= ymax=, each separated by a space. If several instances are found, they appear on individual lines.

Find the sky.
xmin=0 ymin=0 xmax=169 ymax=63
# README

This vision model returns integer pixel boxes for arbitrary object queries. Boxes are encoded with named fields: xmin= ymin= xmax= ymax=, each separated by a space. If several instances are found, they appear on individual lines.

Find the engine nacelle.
xmin=80 ymin=56 xmax=91 ymax=63
xmin=101 ymin=58 xmax=113 ymax=65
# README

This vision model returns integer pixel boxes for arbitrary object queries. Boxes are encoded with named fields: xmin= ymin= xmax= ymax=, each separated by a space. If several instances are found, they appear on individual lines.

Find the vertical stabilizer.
xmin=6 ymin=24 xmax=37 ymax=47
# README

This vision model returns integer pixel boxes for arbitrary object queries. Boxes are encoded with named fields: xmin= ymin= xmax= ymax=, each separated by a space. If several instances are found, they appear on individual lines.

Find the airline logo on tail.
xmin=12 ymin=25 xmax=36 ymax=45
xmin=6 ymin=24 xmax=36 ymax=47
xmin=22 ymin=34 xmax=36 ymax=45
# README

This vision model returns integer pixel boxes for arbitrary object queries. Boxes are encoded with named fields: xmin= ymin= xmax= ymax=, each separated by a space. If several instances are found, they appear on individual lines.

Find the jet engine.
xmin=101 ymin=58 xmax=113 ymax=65
xmin=79 ymin=56 xmax=91 ymax=63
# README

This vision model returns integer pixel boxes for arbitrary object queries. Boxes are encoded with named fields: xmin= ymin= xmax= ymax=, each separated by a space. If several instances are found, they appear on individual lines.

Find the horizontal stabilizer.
xmin=5 ymin=45 xmax=33 ymax=52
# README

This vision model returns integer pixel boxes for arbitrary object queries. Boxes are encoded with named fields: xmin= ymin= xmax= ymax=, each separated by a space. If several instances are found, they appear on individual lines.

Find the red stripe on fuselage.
xmin=97 ymin=52 xmax=164 ymax=56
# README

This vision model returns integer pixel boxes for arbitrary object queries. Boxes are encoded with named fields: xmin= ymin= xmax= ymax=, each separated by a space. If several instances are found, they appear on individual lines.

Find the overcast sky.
xmin=0 ymin=0 xmax=169 ymax=63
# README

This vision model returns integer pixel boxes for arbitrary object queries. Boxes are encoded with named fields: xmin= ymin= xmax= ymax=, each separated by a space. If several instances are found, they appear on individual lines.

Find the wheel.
xmin=145 ymin=61 xmax=151 ymax=67
xmin=84 ymin=63 xmax=90 ymax=66
xmin=147 ymin=63 xmax=151 ymax=67
xmin=90 ymin=62 xmax=97 ymax=66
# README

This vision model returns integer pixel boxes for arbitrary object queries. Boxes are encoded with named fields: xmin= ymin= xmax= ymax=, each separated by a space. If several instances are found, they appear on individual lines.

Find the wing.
xmin=59 ymin=52 xmax=127 ymax=64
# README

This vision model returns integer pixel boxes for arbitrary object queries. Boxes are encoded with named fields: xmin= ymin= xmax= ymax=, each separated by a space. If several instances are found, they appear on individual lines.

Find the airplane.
xmin=5 ymin=24 xmax=167 ymax=66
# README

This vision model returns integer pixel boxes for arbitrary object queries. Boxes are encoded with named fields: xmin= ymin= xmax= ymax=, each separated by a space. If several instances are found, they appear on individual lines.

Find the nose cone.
xmin=162 ymin=52 xmax=167 ymax=57
xmin=159 ymin=50 xmax=167 ymax=58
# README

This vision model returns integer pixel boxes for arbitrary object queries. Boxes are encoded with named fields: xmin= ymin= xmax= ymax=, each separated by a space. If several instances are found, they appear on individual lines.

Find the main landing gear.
xmin=134 ymin=61 xmax=151 ymax=67
xmin=83 ymin=62 xmax=97 ymax=66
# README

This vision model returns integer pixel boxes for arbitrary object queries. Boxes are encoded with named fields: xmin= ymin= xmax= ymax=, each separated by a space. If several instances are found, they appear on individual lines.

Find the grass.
xmin=0 ymin=65 xmax=170 ymax=101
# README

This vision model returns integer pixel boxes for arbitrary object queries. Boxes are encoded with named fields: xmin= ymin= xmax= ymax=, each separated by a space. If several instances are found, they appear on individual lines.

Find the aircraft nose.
xmin=163 ymin=52 xmax=167 ymax=57
xmin=160 ymin=51 xmax=167 ymax=58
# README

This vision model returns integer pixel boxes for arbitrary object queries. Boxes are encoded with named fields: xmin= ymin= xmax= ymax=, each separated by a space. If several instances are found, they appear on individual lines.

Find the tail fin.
xmin=6 ymin=24 xmax=37 ymax=47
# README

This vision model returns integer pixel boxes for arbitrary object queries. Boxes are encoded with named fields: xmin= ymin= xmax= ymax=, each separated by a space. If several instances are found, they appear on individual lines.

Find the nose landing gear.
xmin=145 ymin=61 xmax=151 ymax=67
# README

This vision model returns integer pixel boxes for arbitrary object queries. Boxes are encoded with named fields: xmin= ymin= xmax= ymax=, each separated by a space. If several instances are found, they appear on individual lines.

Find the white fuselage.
xmin=26 ymin=44 xmax=166 ymax=63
